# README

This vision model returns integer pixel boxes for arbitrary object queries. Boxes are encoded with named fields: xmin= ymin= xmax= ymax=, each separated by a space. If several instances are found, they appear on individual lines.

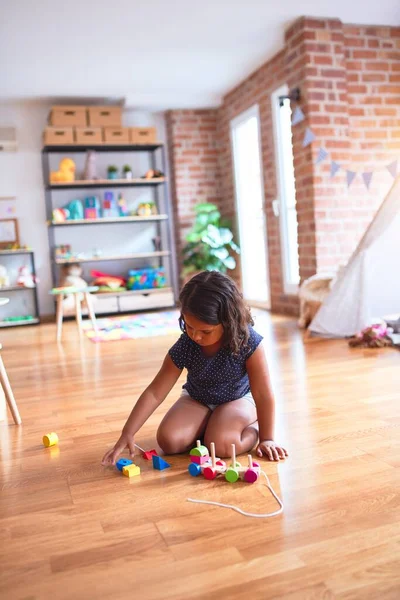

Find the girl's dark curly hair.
xmin=178 ymin=271 xmax=253 ymax=354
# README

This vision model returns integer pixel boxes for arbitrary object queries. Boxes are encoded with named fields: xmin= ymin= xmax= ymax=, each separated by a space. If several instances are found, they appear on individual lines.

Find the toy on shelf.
xmin=123 ymin=165 xmax=133 ymax=179
xmin=90 ymin=269 xmax=126 ymax=291
xmin=52 ymin=208 xmax=70 ymax=223
xmin=67 ymin=199 xmax=84 ymax=220
xmin=3 ymin=315 xmax=35 ymax=323
xmin=126 ymin=267 xmax=166 ymax=291
xmin=136 ymin=202 xmax=158 ymax=217
xmin=17 ymin=265 xmax=36 ymax=288
xmin=83 ymin=150 xmax=97 ymax=180
xmin=55 ymin=244 xmax=72 ymax=259
xmin=117 ymin=193 xmax=128 ymax=216
xmin=188 ymin=441 xmax=260 ymax=484
xmin=84 ymin=196 xmax=101 ymax=219
xmin=103 ymin=192 xmax=118 ymax=218
xmin=50 ymin=158 xmax=76 ymax=183
xmin=43 ymin=432 xmax=59 ymax=447
xmin=152 ymin=455 xmax=170 ymax=471
xmin=107 ymin=165 xmax=118 ymax=180
xmin=0 ymin=265 xmax=10 ymax=287
xmin=141 ymin=169 xmax=164 ymax=179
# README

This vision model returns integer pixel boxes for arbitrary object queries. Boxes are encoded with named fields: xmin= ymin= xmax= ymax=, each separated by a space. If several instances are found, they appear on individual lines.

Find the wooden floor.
xmin=0 ymin=312 xmax=399 ymax=600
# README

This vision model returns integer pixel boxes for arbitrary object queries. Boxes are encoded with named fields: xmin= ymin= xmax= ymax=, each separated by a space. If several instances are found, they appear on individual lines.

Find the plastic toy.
xmin=141 ymin=169 xmax=164 ymax=179
xmin=50 ymin=158 xmax=76 ymax=183
xmin=136 ymin=202 xmax=158 ymax=217
xmin=0 ymin=265 xmax=10 ymax=288
xmin=84 ymin=196 xmax=101 ymax=219
xmin=67 ymin=200 xmax=84 ymax=220
xmin=122 ymin=464 xmax=140 ymax=478
xmin=43 ymin=432 xmax=59 ymax=447
xmin=103 ymin=192 xmax=118 ymax=218
xmin=17 ymin=266 xmax=36 ymax=288
xmin=143 ymin=449 xmax=157 ymax=460
xmin=152 ymin=455 xmax=170 ymax=471
xmin=52 ymin=208 xmax=70 ymax=223
xmin=188 ymin=441 xmax=260 ymax=484
xmin=126 ymin=267 xmax=166 ymax=291
xmin=116 ymin=457 xmax=133 ymax=472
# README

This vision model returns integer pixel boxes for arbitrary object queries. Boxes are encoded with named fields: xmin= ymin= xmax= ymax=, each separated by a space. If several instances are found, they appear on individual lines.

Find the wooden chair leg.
xmin=84 ymin=293 xmax=98 ymax=335
xmin=0 ymin=354 xmax=21 ymax=425
xmin=56 ymin=295 xmax=64 ymax=342
xmin=75 ymin=293 xmax=83 ymax=337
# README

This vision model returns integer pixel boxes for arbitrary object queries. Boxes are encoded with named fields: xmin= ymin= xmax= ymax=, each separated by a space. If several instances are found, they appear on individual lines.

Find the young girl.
xmin=102 ymin=271 xmax=288 ymax=464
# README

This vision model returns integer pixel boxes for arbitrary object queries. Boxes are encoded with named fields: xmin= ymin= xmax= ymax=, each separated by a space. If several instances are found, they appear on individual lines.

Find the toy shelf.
xmin=43 ymin=143 xmax=164 ymax=153
xmin=42 ymin=139 xmax=178 ymax=317
xmin=0 ymin=249 xmax=33 ymax=256
xmin=0 ymin=285 xmax=37 ymax=292
xmin=0 ymin=317 xmax=40 ymax=328
xmin=93 ymin=286 xmax=173 ymax=297
xmin=54 ymin=251 xmax=171 ymax=264
xmin=49 ymin=215 xmax=168 ymax=226
xmin=47 ymin=177 xmax=166 ymax=190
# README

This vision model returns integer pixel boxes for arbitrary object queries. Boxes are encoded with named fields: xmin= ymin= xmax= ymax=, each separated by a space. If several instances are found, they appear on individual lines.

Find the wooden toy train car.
xmin=188 ymin=441 xmax=260 ymax=483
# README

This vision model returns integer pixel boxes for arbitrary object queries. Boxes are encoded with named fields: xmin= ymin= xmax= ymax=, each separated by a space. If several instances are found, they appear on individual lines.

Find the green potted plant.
xmin=181 ymin=202 xmax=240 ymax=281
xmin=123 ymin=164 xmax=133 ymax=179
xmin=107 ymin=165 xmax=118 ymax=180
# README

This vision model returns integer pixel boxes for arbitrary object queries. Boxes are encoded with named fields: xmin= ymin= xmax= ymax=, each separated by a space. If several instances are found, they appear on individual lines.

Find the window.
xmin=231 ymin=105 xmax=270 ymax=308
xmin=271 ymin=85 xmax=300 ymax=294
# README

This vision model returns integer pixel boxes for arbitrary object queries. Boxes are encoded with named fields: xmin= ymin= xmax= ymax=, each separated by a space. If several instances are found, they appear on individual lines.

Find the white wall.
xmin=0 ymin=102 xmax=169 ymax=316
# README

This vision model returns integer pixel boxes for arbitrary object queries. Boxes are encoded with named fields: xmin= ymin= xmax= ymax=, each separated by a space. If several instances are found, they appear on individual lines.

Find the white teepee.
xmin=309 ymin=176 xmax=400 ymax=337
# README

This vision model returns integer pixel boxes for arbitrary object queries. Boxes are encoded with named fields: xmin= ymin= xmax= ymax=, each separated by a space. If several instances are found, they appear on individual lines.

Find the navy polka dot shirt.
xmin=168 ymin=326 xmax=263 ymax=406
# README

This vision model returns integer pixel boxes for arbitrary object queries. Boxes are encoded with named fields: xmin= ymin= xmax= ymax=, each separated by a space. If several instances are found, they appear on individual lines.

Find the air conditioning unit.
xmin=0 ymin=128 xmax=17 ymax=152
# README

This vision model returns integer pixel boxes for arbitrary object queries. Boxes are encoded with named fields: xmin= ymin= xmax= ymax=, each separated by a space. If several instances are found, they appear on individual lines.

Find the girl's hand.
xmin=256 ymin=440 xmax=288 ymax=461
xmin=101 ymin=431 xmax=136 ymax=465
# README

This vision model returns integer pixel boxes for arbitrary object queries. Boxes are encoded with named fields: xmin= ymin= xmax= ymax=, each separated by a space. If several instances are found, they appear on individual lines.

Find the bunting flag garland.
xmin=291 ymin=106 xmax=305 ymax=126
xmin=315 ymin=147 xmax=329 ymax=165
xmin=302 ymin=127 xmax=316 ymax=148
xmin=346 ymin=170 xmax=357 ymax=188
xmin=291 ymin=103 xmax=399 ymax=191
xmin=330 ymin=161 xmax=341 ymax=178
xmin=387 ymin=160 xmax=398 ymax=179
xmin=362 ymin=171 xmax=373 ymax=190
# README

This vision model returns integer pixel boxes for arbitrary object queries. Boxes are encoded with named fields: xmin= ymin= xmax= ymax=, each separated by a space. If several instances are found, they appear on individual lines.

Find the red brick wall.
xmin=166 ymin=109 xmax=221 ymax=277
xmin=166 ymin=18 xmax=400 ymax=315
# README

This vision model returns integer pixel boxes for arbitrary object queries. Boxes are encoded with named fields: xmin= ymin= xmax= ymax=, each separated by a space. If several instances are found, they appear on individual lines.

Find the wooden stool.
xmin=49 ymin=286 xmax=99 ymax=342
xmin=0 ymin=343 xmax=21 ymax=425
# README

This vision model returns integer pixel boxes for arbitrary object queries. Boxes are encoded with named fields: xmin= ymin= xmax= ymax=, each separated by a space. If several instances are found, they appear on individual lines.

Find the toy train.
xmin=188 ymin=440 xmax=260 ymax=483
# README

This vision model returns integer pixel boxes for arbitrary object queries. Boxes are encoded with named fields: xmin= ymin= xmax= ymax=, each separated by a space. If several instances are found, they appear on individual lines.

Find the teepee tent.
xmin=309 ymin=176 xmax=400 ymax=337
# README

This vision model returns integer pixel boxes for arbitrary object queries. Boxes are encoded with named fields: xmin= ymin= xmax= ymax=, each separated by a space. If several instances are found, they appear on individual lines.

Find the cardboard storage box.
xmin=88 ymin=106 xmax=122 ymax=127
xmin=49 ymin=106 xmax=87 ymax=127
xmin=130 ymin=127 xmax=157 ymax=144
xmin=75 ymin=128 xmax=103 ymax=144
xmin=43 ymin=127 xmax=74 ymax=145
xmin=103 ymin=127 xmax=130 ymax=143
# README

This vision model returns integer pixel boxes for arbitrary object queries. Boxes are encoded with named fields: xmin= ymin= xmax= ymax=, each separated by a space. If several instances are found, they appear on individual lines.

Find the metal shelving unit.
xmin=42 ymin=143 xmax=178 ymax=316
xmin=0 ymin=250 xmax=40 ymax=328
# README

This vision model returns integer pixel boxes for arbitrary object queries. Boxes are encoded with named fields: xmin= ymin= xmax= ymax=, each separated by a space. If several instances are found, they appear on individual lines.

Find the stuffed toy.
xmin=59 ymin=263 xmax=89 ymax=312
xmin=50 ymin=158 xmax=76 ymax=183
xmin=17 ymin=266 xmax=36 ymax=288
xmin=0 ymin=265 xmax=10 ymax=288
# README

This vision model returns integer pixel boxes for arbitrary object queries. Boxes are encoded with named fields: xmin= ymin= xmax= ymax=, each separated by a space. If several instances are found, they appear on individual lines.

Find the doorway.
xmin=231 ymin=105 xmax=270 ymax=308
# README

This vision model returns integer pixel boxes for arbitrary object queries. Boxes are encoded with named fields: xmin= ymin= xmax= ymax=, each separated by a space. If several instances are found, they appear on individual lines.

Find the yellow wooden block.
xmin=122 ymin=464 xmax=140 ymax=478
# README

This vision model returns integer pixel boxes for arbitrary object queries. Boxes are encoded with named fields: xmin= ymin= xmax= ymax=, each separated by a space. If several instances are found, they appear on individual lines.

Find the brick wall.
xmin=166 ymin=18 xmax=400 ymax=315
xmin=166 ymin=109 xmax=221 ymax=276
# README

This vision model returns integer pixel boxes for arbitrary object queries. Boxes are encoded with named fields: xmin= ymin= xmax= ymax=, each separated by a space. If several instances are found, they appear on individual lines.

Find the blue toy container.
xmin=126 ymin=267 xmax=166 ymax=290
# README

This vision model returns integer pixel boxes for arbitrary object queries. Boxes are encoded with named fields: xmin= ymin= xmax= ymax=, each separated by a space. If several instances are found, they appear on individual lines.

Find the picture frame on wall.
xmin=0 ymin=218 xmax=19 ymax=249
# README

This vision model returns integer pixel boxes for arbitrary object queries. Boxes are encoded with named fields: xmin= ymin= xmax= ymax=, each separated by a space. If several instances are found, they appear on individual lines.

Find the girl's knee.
xmin=205 ymin=427 xmax=258 ymax=458
xmin=156 ymin=425 xmax=192 ymax=455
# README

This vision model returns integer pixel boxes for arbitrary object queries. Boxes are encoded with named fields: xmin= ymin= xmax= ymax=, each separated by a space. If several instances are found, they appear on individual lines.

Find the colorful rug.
xmin=83 ymin=310 xmax=181 ymax=343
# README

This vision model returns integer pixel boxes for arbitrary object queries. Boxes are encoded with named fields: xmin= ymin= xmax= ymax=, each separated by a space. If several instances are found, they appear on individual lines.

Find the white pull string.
xmin=187 ymin=471 xmax=284 ymax=519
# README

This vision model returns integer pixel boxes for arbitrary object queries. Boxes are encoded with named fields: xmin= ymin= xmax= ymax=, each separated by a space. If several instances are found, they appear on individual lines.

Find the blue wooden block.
xmin=152 ymin=455 xmax=171 ymax=471
xmin=116 ymin=458 xmax=133 ymax=472
xmin=188 ymin=463 xmax=201 ymax=477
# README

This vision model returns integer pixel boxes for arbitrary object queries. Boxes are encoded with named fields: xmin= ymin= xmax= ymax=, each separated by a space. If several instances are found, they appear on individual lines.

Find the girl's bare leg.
xmin=204 ymin=398 xmax=258 ymax=458
xmin=157 ymin=394 xmax=211 ymax=454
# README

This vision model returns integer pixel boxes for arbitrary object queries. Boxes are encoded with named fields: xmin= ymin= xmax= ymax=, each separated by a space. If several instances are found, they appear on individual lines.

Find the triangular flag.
xmin=315 ymin=147 xmax=329 ymax=165
xmin=302 ymin=127 xmax=316 ymax=148
xmin=291 ymin=106 xmax=305 ymax=126
xmin=346 ymin=170 xmax=356 ymax=187
xmin=330 ymin=161 xmax=341 ymax=177
xmin=362 ymin=172 xmax=373 ymax=190
xmin=386 ymin=160 xmax=398 ymax=179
